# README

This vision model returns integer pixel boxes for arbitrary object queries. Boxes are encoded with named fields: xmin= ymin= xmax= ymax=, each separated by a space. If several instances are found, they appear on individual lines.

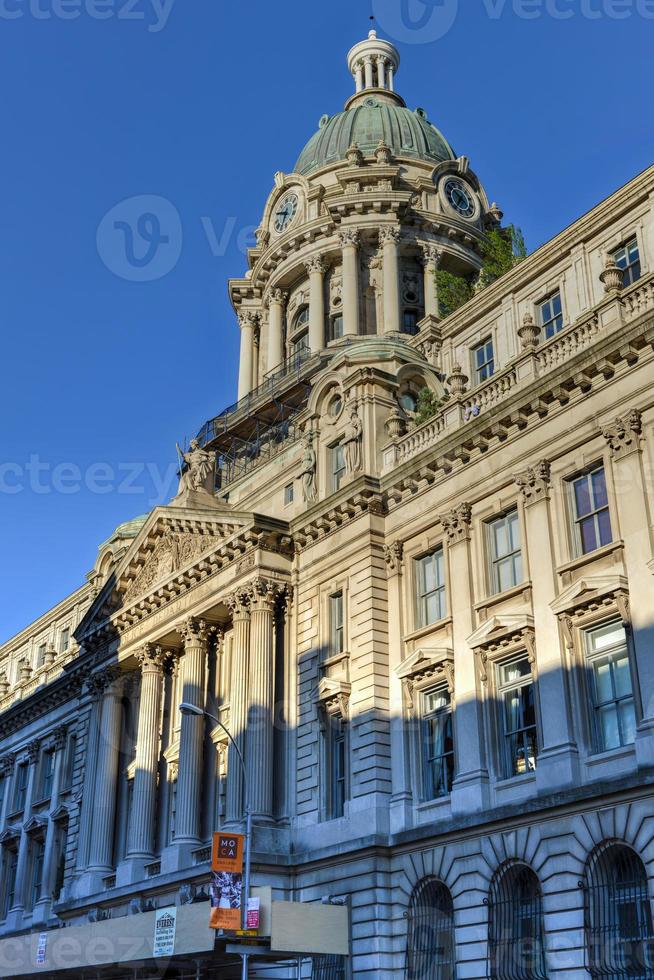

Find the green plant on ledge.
xmin=435 ymin=224 xmax=527 ymax=318
xmin=412 ymin=387 xmax=444 ymax=427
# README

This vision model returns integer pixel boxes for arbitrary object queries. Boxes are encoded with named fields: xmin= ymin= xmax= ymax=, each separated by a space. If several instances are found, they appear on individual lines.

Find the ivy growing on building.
xmin=435 ymin=224 xmax=527 ymax=318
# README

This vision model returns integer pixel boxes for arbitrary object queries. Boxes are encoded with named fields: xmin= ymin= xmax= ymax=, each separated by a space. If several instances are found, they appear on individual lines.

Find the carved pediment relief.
xmin=121 ymin=528 xmax=220 ymax=604
xmin=467 ymin=614 xmax=535 ymax=651
xmin=550 ymin=574 xmax=629 ymax=617
xmin=317 ymin=677 xmax=351 ymax=721
xmin=396 ymin=648 xmax=454 ymax=710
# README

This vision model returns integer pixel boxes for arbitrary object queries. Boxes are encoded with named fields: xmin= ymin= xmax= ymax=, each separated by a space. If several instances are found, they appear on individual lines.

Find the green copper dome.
xmin=294 ymin=98 xmax=455 ymax=176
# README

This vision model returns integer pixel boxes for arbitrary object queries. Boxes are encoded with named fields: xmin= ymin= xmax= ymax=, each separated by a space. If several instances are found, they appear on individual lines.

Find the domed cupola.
xmin=294 ymin=30 xmax=456 ymax=176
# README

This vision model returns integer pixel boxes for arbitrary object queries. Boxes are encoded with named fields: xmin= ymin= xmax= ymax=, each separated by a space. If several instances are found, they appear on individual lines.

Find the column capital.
xmin=514 ymin=459 xmax=552 ymax=502
xmin=266 ymin=287 xmax=288 ymax=308
xmin=378 ymin=225 xmax=401 ymax=246
xmin=440 ymin=503 xmax=472 ymax=543
xmin=384 ymin=541 xmax=404 ymax=575
xmin=419 ymin=242 xmax=441 ymax=267
xmin=85 ymin=666 xmax=122 ymax=700
xmin=237 ymin=310 xmax=259 ymax=330
xmin=51 ymin=726 xmax=68 ymax=753
xmin=0 ymin=753 xmax=16 ymax=777
xmin=304 ymin=255 xmax=327 ymax=276
xmin=248 ymin=578 xmax=278 ymax=613
xmin=602 ymin=408 xmax=643 ymax=459
xmin=26 ymin=740 xmax=41 ymax=765
xmin=179 ymin=618 xmax=209 ymax=647
xmin=226 ymin=588 xmax=251 ymax=619
xmin=338 ymin=228 xmax=360 ymax=249
xmin=135 ymin=643 xmax=168 ymax=673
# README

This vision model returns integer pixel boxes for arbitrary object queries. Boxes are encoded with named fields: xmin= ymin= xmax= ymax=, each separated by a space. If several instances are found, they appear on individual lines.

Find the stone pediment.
xmin=550 ymin=574 xmax=629 ymax=616
xmin=467 ymin=613 xmax=534 ymax=650
xmin=395 ymin=647 xmax=453 ymax=682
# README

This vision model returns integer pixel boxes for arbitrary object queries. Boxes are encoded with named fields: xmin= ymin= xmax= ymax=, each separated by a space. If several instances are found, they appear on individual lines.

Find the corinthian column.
xmin=126 ymin=646 xmax=167 ymax=860
xmin=420 ymin=243 xmax=441 ymax=319
xmin=339 ymin=229 xmax=360 ymax=337
xmin=225 ymin=591 xmax=250 ymax=825
xmin=247 ymin=580 xmax=277 ymax=821
xmin=379 ymin=225 xmax=401 ymax=334
xmin=237 ymin=312 xmax=256 ymax=400
xmin=305 ymin=256 xmax=326 ymax=352
xmin=267 ymin=289 xmax=287 ymax=372
xmin=175 ymin=620 xmax=208 ymax=846
xmin=88 ymin=673 xmax=124 ymax=872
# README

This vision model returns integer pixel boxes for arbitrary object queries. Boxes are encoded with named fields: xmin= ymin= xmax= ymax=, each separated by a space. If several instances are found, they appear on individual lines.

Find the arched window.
xmin=488 ymin=864 xmax=546 ymax=979
xmin=290 ymin=306 xmax=310 ymax=359
xmin=405 ymin=877 xmax=455 ymax=980
xmin=586 ymin=843 xmax=654 ymax=979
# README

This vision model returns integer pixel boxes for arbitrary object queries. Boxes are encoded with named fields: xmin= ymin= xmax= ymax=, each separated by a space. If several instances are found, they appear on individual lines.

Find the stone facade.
xmin=1 ymin=28 xmax=654 ymax=980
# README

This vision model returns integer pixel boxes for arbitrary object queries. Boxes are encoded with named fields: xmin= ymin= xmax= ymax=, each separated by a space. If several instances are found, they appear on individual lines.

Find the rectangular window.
xmin=613 ymin=237 xmax=641 ymax=287
xmin=421 ymin=686 xmax=454 ymax=800
xmin=487 ymin=510 xmax=523 ymax=595
xmin=2 ymin=850 xmax=18 ymax=918
xmin=497 ymin=655 xmax=538 ymax=777
xmin=53 ymin=827 xmax=68 ymax=901
xmin=29 ymin=840 xmax=45 ymax=910
xmin=415 ymin=548 xmax=446 ymax=629
xmin=403 ymin=310 xmax=419 ymax=335
xmin=60 ymin=628 xmax=70 ymax=653
xmin=472 ymin=337 xmax=494 ymax=384
xmin=328 ymin=592 xmax=344 ymax=657
xmin=63 ymin=735 xmax=76 ymax=791
xmin=331 ymin=444 xmax=346 ymax=491
xmin=283 ymin=483 xmax=294 ymax=506
xmin=13 ymin=764 xmax=28 ymax=812
xmin=291 ymin=332 xmax=310 ymax=359
xmin=329 ymin=314 xmax=343 ymax=341
xmin=36 ymin=644 xmax=47 ymax=668
xmin=586 ymin=621 xmax=636 ymax=752
xmin=40 ymin=751 xmax=55 ymax=800
xmin=329 ymin=717 xmax=348 ymax=819
xmin=539 ymin=290 xmax=564 ymax=339
xmin=570 ymin=465 xmax=612 ymax=556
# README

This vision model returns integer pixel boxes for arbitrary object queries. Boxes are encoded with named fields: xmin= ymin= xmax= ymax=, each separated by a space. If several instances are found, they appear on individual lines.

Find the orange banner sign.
xmin=211 ymin=832 xmax=244 ymax=874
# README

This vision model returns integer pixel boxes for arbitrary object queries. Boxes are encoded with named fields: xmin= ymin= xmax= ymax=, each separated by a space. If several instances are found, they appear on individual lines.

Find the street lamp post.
xmin=179 ymin=702 xmax=252 ymax=980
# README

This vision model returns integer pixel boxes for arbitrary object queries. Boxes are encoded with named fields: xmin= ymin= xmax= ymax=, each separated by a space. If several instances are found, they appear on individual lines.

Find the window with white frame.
xmin=472 ymin=337 xmax=494 ymax=384
xmin=415 ymin=548 xmax=446 ymax=629
xmin=36 ymin=644 xmax=47 ymax=668
xmin=60 ymin=627 xmax=70 ymax=653
xmin=328 ymin=313 xmax=343 ymax=342
xmin=539 ymin=290 xmax=564 ymax=339
xmin=421 ymin=686 xmax=455 ymax=800
xmin=328 ymin=715 xmax=348 ymax=819
xmin=585 ymin=620 xmax=636 ymax=753
xmin=331 ymin=444 xmax=346 ymax=491
xmin=487 ymin=509 xmax=523 ymax=595
xmin=283 ymin=483 xmax=294 ymax=506
xmin=496 ymin=655 xmax=538 ymax=777
xmin=613 ymin=237 xmax=641 ymax=287
xmin=569 ymin=464 xmax=612 ymax=556
xmin=328 ymin=591 xmax=344 ymax=657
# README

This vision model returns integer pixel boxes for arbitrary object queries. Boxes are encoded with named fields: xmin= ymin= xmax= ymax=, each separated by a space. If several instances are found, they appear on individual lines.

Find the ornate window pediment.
xmin=467 ymin=614 xmax=535 ymax=684
xmin=24 ymin=815 xmax=47 ymax=834
xmin=317 ymin=678 xmax=351 ymax=722
xmin=50 ymin=803 xmax=70 ymax=822
xmin=550 ymin=573 xmax=629 ymax=619
xmin=396 ymin=647 xmax=454 ymax=710
xmin=0 ymin=826 xmax=21 ymax=844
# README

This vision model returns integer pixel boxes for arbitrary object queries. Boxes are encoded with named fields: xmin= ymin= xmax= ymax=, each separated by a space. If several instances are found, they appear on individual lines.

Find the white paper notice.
xmin=153 ymin=906 xmax=177 ymax=957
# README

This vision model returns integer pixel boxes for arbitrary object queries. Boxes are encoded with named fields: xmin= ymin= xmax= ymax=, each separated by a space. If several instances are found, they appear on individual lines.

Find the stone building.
xmin=1 ymin=28 xmax=653 ymax=980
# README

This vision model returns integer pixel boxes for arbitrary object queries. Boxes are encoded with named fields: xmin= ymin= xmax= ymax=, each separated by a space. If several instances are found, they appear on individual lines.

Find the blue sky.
xmin=0 ymin=0 xmax=652 ymax=642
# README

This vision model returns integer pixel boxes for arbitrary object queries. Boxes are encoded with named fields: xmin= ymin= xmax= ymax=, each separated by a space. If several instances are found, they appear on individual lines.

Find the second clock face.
xmin=444 ymin=178 xmax=476 ymax=219
xmin=273 ymin=193 xmax=299 ymax=233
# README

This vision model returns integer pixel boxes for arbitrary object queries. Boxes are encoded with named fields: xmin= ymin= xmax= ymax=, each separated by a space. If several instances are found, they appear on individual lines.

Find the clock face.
xmin=273 ymin=193 xmax=299 ymax=233
xmin=444 ymin=178 xmax=476 ymax=218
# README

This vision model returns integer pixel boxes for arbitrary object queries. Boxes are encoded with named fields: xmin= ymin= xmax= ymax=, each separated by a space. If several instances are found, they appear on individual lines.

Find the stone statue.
xmin=176 ymin=439 xmax=215 ymax=495
xmin=300 ymin=434 xmax=317 ymax=503
xmin=343 ymin=404 xmax=362 ymax=474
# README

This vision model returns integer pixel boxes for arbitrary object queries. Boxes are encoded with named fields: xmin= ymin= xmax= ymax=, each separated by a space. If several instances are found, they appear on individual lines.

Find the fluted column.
xmin=175 ymin=619 xmax=208 ymax=845
xmin=363 ymin=55 xmax=374 ymax=89
xmin=420 ymin=243 xmax=441 ymax=319
xmin=126 ymin=645 xmax=167 ymax=860
xmin=247 ymin=580 xmax=277 ymax=821
xmin=10 ymin=741 xmax=40 ymax=912
xmin=305 ymin=256 xmax=326 ymax=352
xmin=339 ymin=229 xmax=360 ymax=337
xmin=380 ymin=225 xmax=402 ymax=334
xmin=225 ymin=591 xmax=250 ymax=825
xmin=237 ymin=312 xmax=255 ymax=399
xmin=37 ymin=727 xmax=67 ymax=908
xmin=266 ymin=289 xmax=287 ymax=372
xmin=88 ymin=674 xmax=124 ymax=872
